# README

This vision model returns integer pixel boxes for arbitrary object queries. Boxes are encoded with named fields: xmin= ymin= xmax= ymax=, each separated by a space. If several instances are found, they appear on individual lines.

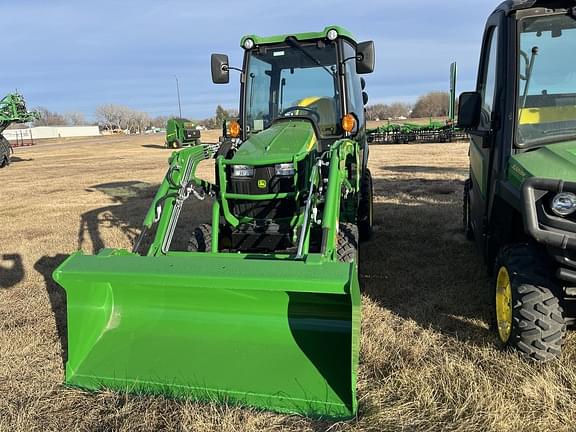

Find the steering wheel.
xmin=280 ymin=106 xmax=320 ymax=124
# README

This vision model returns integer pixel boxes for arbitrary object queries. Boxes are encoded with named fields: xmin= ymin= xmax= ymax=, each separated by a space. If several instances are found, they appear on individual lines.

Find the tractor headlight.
xmin=551 ymin=192 xmax=576 ymax=217
xmin=275 ymin=163 xmax=295 ymax=176
xmin=243 ymin=38 xmax=255 ymax=50
xmin=231 ymin=165 xmax=254 ymax=178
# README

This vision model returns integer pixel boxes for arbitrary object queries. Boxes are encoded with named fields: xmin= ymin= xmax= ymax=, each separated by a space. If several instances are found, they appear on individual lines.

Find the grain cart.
xmin=0 ymin=93 xmax=38 ymax=167
xmin=165 ymin=117 xmax=201 ymax=148
xmin=460 ymin=0 xmax=576 ymax=361
xmin=53 ymin=26 xmax=375 ymax=417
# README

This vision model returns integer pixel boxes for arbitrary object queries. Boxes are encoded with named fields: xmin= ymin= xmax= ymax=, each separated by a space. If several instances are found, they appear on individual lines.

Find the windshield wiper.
xmin=285 ymin=36 xmax=335 ymax=78
xmin=521 ymin=46 xmax=539 ymax=111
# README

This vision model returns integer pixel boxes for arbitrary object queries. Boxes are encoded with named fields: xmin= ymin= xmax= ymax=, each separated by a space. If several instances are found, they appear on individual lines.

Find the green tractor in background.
xmin=54 ymin=26 xmax=375 ymax=418
xmin=165 ymin=117 xmax=201 ymax=148
xmin=0 ymin=92 xmax=39 ymax=167
xmin=460 ymin=0 xmax=576 ymax=361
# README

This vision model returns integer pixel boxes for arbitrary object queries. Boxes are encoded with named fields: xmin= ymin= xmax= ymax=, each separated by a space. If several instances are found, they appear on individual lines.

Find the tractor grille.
xmin=228 ymin=165 xmax=296 ymax=220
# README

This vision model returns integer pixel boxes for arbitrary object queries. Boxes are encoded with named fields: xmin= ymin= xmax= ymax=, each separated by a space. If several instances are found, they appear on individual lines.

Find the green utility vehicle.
xmin=460 ymin=0 xmax=576 ymax=361
xmin=53 ymin=26 xmax=375 ymax=417
xmin=0 ymin=93 xmax=38 ymax=167
xmin=165 ymin=117 xmax=201 ymax=148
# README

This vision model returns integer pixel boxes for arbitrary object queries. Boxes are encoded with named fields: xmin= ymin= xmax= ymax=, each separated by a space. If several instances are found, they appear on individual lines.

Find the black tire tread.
xmin=187 ymin=224 xmax=212 ymax=252
xmin=358 ymin=169 xmax=373 ymax=241
xmin=496 ymin=244 xmax=566 ymax=362
xmin=337 ymin=223 xmax=358 ymax=263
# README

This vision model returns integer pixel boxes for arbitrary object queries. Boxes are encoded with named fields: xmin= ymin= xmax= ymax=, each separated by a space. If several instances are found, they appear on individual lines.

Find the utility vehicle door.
xmin=468 ymin=12 xmax=504 ymax=247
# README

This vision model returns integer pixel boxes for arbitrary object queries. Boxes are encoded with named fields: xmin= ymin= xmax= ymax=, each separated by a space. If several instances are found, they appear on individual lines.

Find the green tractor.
xmin=0 ymin=92 xmax=39 ymax=167
xmin=165 ymin=117 xmax=201 ymax=148
xmin=53 ymin=26 xmax=375 ymax=418
xmin=460 ymin=0 xmax=576 ymax=361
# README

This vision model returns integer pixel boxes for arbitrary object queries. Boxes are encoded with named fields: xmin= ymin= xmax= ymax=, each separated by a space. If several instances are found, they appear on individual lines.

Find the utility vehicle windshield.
xmin=244 ymin=40 xmax=341 ymax=137
xmin=517 ymin=13 xmax=576 ymax=146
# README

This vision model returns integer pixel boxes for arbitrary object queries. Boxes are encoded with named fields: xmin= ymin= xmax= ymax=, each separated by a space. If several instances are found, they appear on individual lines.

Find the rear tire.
xmin=187 ymin=224 xmax=212 ymax=252
xmin=337 ymin=223 xmax=358 ymax=263
xmin=494 ymin=244 xmax=566 ymax=361
xmin=358 ymin=169 xmax=374 ymax=241
xmin=463 ymin=178 xmax=473 ymax=240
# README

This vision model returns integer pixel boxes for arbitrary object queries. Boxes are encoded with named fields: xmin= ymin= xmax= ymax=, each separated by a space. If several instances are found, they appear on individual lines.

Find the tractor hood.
xmin=508 ymin=140 xmax=576 ymax=188
xmin=231 ymin=120 xmax=318 ymax=165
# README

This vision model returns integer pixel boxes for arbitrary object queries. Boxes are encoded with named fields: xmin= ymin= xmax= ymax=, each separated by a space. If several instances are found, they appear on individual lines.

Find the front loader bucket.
xmin=53 ymin=250 xmax=361 ymax=418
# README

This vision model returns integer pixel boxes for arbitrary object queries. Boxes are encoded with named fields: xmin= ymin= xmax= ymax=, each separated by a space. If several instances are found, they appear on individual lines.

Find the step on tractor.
xmin=0 ymin=93 xmax=38 ymax=168
xmin=459 ymin=0 xmax=576 ymax=361
xmin=165 ymin=117 xmax=201 ymax=148
xmin=53 ymin=26 xmax=375 ymax=418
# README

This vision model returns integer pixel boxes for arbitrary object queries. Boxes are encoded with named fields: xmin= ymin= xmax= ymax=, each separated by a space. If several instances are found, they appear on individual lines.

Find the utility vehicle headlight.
xmin=327 ymin=29 xmax=338 ymax=41
xmin=243 ymin=38 xmax=254 ymax=49
xmin=231 ymin=165 xmax=254 ymax=178
xmin=551 ymin=192 xmax=576 ymax=217
xmin=275 ymin=163 xmax=295 ymax=176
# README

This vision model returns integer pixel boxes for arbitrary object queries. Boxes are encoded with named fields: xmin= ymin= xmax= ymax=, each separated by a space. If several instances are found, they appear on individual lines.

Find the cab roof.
xmin=496 ymin=0 xmax=575 ymax=15
xmin=240 ymin=26 xmax=356 ymax=48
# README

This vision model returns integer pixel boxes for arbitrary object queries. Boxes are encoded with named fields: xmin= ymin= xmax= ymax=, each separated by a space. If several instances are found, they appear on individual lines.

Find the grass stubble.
xmin=1 ymin=134 xmax=576 ymax=431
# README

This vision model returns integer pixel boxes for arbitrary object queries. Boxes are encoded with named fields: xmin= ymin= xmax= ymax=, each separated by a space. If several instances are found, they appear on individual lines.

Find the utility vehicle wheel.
xmin=171 ymin=139 xmax=181 ymax=149
xmin=187 ymin=224 xmax=212 ymax=252
xmin=337 ymin=223 xmax=358 ymax=263
xmin=494 ymin=244 xmax=566 ymax=361
xmin=463 ymin=178 xmax=473 ymax=240
xmin=0 ymin=155 xmax=8 ymax=168
xmin=358 ymin=169 xmax=374 ymax=241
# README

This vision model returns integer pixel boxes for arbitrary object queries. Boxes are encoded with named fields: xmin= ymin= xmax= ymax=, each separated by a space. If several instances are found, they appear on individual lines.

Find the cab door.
xmin=468 ymin=13 xmax=503 ymax=251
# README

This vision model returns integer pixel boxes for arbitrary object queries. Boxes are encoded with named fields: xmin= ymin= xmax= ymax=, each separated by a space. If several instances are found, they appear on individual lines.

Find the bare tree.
xmin=65 ymin=112 xmax=87 ymax=126
xmin=33 ymin=107 xmax=68 ymax=126
xmin=366 ymin=102 xmax=411 ymax=121
xmin=411 ymin=92 xmax=449 ymax=118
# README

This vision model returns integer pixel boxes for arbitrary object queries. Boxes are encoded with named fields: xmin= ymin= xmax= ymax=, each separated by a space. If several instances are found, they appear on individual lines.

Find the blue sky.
xmin=3 ymin=0 xmax=497 ymax=120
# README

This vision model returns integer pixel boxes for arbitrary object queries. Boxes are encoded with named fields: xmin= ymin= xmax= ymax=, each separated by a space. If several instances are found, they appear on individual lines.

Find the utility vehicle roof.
xmin=240 ymin=26 xmax=355 ymax=48
xmin=496 ymin=0 xmax=575 ymax=15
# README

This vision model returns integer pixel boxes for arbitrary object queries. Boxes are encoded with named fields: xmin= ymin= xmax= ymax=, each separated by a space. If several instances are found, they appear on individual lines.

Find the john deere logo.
xmin=257 ymin=179 xmax=267 ymax=189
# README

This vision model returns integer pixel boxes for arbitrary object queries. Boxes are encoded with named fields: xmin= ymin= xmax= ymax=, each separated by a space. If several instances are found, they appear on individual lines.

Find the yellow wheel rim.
xmin=496 ymin=266 xmax=513 ymax=342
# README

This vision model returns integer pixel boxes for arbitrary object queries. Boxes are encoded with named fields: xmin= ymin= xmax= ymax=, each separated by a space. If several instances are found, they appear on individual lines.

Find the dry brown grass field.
xmin=2 ymin=133 xmax=576 ymax=431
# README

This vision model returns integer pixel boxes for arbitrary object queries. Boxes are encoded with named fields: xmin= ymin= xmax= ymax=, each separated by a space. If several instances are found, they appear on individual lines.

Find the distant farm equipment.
xmin=0 ymin=93 xmax=39 ymax=168
xmin=368 ymin=63 xmax=467 ymax=144
xmin=165 ymin=118 xmax=201 ymax=148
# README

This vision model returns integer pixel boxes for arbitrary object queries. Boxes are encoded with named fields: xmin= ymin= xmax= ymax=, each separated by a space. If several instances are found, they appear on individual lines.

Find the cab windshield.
xmin=517 ymin=13 xmax=576 ymax=147
xmin=244 ymin=41 xmax=342 ymax=137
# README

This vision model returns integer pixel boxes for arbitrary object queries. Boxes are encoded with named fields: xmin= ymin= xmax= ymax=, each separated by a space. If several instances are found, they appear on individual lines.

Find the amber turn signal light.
xmin=341 ymin=114 xmax=356 ymax=133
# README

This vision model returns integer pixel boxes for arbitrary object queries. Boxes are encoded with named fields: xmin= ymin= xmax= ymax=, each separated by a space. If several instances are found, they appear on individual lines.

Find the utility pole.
xmin=174 ymin=75 xmax=182 ymax=118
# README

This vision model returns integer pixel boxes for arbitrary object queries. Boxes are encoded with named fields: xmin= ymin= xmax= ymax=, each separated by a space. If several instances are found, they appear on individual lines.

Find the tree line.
xmin=365 ymin=92 xmax=451 ymax=121
xmin=25 ymin=91 xmax=451 ymax=132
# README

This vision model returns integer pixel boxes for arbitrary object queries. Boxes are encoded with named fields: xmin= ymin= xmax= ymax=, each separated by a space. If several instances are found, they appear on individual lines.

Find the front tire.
xmin=494 ymin=244 xmax=566 ymax=361
xmin=358 ymin=169 xmax=374 ymax=241
xmin=337 ymin=223 xmax=358 ymax=263
xmin=187 ymin=224 xmax=212 ymax=252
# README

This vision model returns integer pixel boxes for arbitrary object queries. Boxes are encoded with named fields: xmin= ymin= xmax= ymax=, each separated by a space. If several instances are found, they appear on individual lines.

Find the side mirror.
xmin=211 ymin=53 xmax=230 ymax=84
xmin=362 ymin=92 xmax=369 ymax=105
xmin=457 ymin=91 xmax=481 ymax=129
xmin=356 ymin=41 xmax=375 ymax=74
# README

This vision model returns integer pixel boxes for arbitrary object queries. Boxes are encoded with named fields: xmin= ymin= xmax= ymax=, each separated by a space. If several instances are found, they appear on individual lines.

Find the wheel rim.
xmin=496 ymin=266 xmax=513 ymax=342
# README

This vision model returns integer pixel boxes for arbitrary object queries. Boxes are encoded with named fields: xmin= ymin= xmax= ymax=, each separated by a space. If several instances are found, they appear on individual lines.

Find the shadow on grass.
xmin=141 ymin=144 xmax=168 ymax=149
xmin=0 ymin=253 xmax=24 ymax=289
xmin=9 ymin=156 xmax=34 ymax=163
xmin=360 ymin=175 xmax=493 ymax=345
xmin=34 ymin=254 xmax=69 ymax=366
xmin=383 ymin=165 xmax=469 ymax=177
